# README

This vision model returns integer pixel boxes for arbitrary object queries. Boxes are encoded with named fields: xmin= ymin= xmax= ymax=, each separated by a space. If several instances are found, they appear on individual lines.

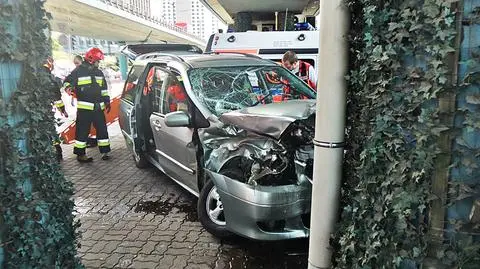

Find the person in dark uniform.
xmin=66 ymin=47 xmax=111 ymax=162
xmin=65 ymin=54 xmax=98 ymax=148
xmin=43 ymin=57 xmax=68 ymax=161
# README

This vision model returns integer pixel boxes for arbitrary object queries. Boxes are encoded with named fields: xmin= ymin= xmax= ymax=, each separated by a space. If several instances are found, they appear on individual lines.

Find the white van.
xmin=206 ymin=31 xmax=319 ymax=67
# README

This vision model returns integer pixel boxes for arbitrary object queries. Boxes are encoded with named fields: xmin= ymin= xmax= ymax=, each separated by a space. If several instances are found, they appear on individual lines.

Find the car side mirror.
xmin=164 ymin=111 xmax=190 ymax=127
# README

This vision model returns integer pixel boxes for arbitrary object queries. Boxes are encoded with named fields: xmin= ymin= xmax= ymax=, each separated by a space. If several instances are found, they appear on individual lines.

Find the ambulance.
xmin=205 ymin=30 xmax=319 ymax=68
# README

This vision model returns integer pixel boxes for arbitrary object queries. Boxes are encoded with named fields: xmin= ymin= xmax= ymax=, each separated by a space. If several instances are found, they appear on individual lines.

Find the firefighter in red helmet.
xmin=66 ymin=47 xmax=111 ymax=162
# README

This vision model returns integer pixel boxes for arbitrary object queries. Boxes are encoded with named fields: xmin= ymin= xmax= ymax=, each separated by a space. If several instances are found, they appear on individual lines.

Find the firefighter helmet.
xmin=84 ymin=47 xmax=104 ymax=64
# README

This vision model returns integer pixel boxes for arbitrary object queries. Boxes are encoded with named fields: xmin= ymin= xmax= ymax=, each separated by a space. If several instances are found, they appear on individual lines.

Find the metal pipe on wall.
xmin=308 ymin=0 xmax=349 ymax=268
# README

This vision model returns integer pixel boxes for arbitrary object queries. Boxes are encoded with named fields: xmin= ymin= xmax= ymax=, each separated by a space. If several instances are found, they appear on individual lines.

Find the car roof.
xmin=133 ymin=53 xmax=277 ymax=69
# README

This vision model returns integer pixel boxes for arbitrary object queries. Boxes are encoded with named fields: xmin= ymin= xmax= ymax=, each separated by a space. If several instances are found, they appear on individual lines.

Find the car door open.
xmin=148 ymin=69 xmax=199 ymax=195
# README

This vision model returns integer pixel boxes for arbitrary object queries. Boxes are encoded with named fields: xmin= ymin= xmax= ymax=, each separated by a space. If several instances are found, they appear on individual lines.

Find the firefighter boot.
xmin=77 ymin=155 xmax=93 ymax=163
xmin=55 ymin=144 xmax=63 ymax=162
xmin=101 ymin=153 xmax=110 ymax=161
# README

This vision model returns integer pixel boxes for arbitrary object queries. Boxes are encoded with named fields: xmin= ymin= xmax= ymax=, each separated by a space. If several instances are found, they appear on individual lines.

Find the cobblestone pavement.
xmin=62 ymin=123 xmax=308 ymax=269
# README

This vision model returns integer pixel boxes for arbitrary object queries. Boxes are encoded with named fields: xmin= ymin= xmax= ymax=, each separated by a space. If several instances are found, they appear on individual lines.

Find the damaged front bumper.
xmin=207 ymin=170 xmax=311 ymax=241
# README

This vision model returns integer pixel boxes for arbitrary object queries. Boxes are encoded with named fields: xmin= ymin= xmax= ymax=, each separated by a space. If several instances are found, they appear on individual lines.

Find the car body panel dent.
xmin=218 ymin=100 xmax=316 ymax=139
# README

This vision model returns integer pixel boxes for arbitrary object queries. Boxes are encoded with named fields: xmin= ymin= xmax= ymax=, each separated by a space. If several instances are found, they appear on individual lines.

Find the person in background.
xmin=64 ymin=55 xmax=98 ymax=147
xmin=43 ymin=57 xmax=68 ymax=161
xmin=281 ymin=51 xmax=317 ymax=91
xmin=73 ymin=55 xmax=83 ymax=68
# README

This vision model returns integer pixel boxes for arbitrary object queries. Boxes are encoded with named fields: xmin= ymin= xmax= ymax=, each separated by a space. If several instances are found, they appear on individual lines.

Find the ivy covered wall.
xmin=334 ymin=0 xmax=480 ymax=268
xmin=0 ymin=1 xmax=81 ymax=268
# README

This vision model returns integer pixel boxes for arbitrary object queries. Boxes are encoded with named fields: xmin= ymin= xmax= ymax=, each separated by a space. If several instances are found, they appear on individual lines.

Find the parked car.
xmin=119 ymin=50 xmax=316 ymax=241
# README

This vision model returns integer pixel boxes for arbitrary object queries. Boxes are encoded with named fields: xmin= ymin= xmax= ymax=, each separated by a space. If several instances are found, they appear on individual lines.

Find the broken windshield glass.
xmin=188 ymin=66 xmax=316 ymax=117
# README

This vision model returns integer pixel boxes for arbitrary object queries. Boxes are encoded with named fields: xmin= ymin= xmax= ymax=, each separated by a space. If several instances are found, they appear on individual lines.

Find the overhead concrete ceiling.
xmin=200 ymin=0 xmax=319 ymax=24
xmin=45 ymin=0 xmax=205 ymax=47
xmin=218 ymin=0 xmax=310 ymax=13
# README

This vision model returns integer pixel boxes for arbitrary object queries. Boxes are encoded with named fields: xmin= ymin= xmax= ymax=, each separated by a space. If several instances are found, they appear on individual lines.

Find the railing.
xmin=99 ymin=0 xmax=205 ymax=43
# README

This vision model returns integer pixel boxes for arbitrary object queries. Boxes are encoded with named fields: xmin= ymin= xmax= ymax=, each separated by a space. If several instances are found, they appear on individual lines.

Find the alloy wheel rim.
xmin=205 ymin=186 xmax=226 ymax=226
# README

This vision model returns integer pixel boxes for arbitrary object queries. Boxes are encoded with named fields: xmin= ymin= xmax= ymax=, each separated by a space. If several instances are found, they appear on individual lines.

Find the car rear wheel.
xmin=197 ymin=180 xmax=234 ymax=238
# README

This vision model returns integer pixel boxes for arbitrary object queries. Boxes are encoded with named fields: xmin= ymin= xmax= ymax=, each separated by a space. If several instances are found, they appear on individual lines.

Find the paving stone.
xmin=152 ymin=242 xmax=169 ymax=255
xmin=100 ymin=240 xmax=122 ymax=254
xmin=113 ymin=246 xmax=142 ymax=255
xmin=136 ymin=224 xmax=158 ymax=231
xmin=165 ymin=247 xmax=193 ymax=256
xmin=82 ymin=252 xmax=109 ymax=261
xmin=116 ymin=254 xmax=137 ymax=268
xmin=90 ymin=229 xmax=108 ymax=240
xmin=119 ymin=240 xmax=146 ymax=248
xmin=106 ymin=229 xmax=131 ymax=236
xmin=171 ymin=256 xmax=188 ymax=269
xmin=173 ymin=231 xmax=188 ymax=242
xmin=102 ymin=234 xmax=127 ymax=241
xmin=101 ymin=253 xmax=124 ymax=268
xmin=89 ymin=241 xmax=109 ymax=253
xmin=156 ymin=255 xmax=176 ymax=269
xmin=188 ymin=255 xmax=217 ymax=267
xmin=149 ymin=235 xmax=174 ymax=242
xmin=170 ymin=242 xmax=194 ymax=249
xmin=187 ymin=263 xmax=214 ymax=269
xmin=126 ymin=230 xmax=142 ymax=240
xmin=169 ymin=221 xmax=182 ymax=230
xmin=81 ymin=240 xmax=98 ymax=247
xmin=136 ymin=230 xmax=154 ymax=241
xmin=82 ymin=259 xmax=105 ymax=268
xmin=139 ymin=241 xmax=158 ymax=255
xmin=152 ymin=229 xmax=176 ymax=236
xmin=134 ymin=254 xmax=163 ymax=263
xmin=129 ymin=260 xmax=160 ymax=269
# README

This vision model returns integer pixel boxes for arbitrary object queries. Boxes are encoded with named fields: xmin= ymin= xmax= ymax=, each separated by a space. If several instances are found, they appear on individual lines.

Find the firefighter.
xmin=67 ymin=47 xmax=111 ymax=162
xmin=43 ymin=57 xmax=68 ymax=161
xmin=65 ymin=55 xmax=98 ymax=147
xmin=166 ymin=79 xmax=188 ymax=113
xmin=281 ymin=51 xmax=317 ymax=91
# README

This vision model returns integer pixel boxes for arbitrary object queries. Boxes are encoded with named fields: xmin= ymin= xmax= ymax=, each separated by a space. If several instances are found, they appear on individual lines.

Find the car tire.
xmin=197 ymin=180 xmax=234 ymax=238
xmin=132 ymin=150 xmax=149 ymax=168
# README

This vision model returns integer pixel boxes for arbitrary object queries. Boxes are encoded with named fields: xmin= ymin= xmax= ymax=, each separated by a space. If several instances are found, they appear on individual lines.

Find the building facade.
xmin=116 ymin=0 xmax=151 ymax=17
xmin=175 ymin=0 xmax=225 ymax=40
xmin=150 ymin=0 xmax=176 ymax=24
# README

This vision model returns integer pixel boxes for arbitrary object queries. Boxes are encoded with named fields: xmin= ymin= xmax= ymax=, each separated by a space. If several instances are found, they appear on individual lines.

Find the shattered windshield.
xmin=188 ymin=66 xmax=316 ymax=117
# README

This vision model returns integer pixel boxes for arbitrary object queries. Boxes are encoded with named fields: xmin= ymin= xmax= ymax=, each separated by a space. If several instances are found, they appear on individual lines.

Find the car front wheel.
xmin=197 ymin=180 xmax=233 ymax=238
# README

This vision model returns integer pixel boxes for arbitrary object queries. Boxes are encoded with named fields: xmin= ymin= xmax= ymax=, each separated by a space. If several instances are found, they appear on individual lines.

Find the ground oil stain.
xmin=133 ymin=197 xmax=198 ymax=221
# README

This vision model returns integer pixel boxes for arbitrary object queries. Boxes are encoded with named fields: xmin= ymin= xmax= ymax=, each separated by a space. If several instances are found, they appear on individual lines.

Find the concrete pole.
xmin=308 ymin=0 xmax=349 ymax=268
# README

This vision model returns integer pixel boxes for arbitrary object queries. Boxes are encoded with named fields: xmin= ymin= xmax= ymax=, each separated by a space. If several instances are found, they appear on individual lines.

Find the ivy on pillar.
xmin=0 ymin=1 xmax=81 ymax=267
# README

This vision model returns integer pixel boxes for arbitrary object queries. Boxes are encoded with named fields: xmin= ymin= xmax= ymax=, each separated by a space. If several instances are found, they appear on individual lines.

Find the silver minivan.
xmin=119 ymin=49 xmax=316 ymax=240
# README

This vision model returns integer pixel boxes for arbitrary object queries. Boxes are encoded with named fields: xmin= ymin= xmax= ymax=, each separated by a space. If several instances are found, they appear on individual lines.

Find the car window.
xmin=143 ymin=66 xmax=169 ymax=113
xmin=188 ymin=65 xmax=316 ymax=116
xmin=122 ymin=64 xmax=145 ymax=103
xmin=161 ymin=73 xmax=189 ymax=115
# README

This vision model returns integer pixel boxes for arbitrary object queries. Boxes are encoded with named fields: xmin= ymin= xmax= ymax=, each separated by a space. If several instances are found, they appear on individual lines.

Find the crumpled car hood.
xmin=218 ymin=100 xmax=316 ymax=139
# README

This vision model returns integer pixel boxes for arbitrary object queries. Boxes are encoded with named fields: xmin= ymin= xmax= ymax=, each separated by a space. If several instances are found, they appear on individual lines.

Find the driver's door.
xmin=149 ymin=69 xmax=199 ymax=194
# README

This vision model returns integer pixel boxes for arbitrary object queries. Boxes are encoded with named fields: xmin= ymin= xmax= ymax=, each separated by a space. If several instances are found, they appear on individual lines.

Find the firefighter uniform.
xmin=69 ymin=61 xmax=111 ymax=159
xmin=43 ymin=58 xmax=67 ymax=161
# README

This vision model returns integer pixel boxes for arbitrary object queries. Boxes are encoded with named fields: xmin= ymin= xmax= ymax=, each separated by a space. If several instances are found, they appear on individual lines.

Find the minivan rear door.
xmin=120 ymin=43 xmax=203 ymax=60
